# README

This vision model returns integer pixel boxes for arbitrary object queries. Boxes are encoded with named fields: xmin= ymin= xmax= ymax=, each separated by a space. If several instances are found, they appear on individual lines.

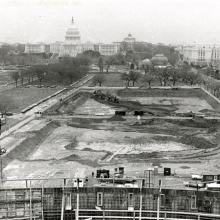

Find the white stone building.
xmin=180 ymin=44 xmax=220 ymax=65
xmin=50 ymin=42 xmax=62 ymax=54
xmin=123 ymin=33 xmax=136 ymax=50
xmin=95 ymin=43 xmax=119 ymax=56
xmin=82 ymin=42 xmax=95 ymax=52
xmin=24 ymin=43 xmax=50 ymax=54
xmin=59 ymin=18 xmax=82 ymax=57
xmin=25 ymin=18 xmax=120 ymax=57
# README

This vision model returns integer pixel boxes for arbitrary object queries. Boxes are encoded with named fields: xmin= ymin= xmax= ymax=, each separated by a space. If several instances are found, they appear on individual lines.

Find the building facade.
xmin=151 ymin=54 xmax=169 ymax=66
xmin=25 ymin=18 xmax=123 ymax=57
xmin=180 ymin=44 xmax=220 ymax=66
xmin=1 ymin=186 xmax=220 ymax=220
xmin=95 ymin=43 xmax=120 ymax=56
xmin=24 ymin=43 xmax=50 ymax=54
xmin=49 ymin=42 xmax=62 ymax=54
xmin=123 ymin=33 xmax=136 ymax=50
xmin=59 ymin=18 xmax=82 ymax=57
xmin=82 ymin=41 xmax=95 ymax=52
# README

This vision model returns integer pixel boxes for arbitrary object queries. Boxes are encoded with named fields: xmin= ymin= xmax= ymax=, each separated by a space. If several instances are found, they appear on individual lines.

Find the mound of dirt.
xmin=180 ymin=166 xmax=190 ymax=169
xmin=64 ymin=138 xmax=78 ymax=150
xmin=63 ymin=154 xmax=80 ymax=161
xmin=63 ymin=154 xmax=98 ymax=167
xmin=179 ymin=135 xmax=217 ymax=149
xmin=108 ymin=115 xmax=126 ymax=121
xmin=116 ymin=151 xmax=159 ymax=160
xmin=168 ymin=118 xmax=219 ymax=129
xmin=3 ymin=121 xmax=59 ymax=168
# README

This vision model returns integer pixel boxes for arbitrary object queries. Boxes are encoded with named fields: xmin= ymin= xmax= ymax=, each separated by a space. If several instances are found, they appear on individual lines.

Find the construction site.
xmin=0 ymin=78 xmax=220 ymax=219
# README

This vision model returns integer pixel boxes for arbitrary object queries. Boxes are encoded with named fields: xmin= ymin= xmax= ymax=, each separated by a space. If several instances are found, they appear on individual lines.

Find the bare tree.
xmin=142 ymin=73 xmax=155 ymax=88
xmin=98 ymin=56 xmax=104 ymax=73
xmin=0 ymin=96 xmax=14 ymax=117
xmin=10 ymin=71 xmax=19 ymax=87
xmin=128 ymin=70 xmax=141 ymax=86
xmin=93 ymin=74 xmax=106 ymax=86
xmin=121 ymin=73 xmax=130 ymax=87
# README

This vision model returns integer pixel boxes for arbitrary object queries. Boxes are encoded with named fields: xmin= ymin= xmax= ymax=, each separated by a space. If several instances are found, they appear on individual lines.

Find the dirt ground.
xmin=1 ymin=88 xmax=220 ymax=188
xmin=124 ymin=97 xmax=213 ymax=113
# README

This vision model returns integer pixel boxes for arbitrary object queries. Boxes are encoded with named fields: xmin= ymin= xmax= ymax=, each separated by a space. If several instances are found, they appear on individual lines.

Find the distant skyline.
xmin=0 ymin=0 xmax=220 ymax=45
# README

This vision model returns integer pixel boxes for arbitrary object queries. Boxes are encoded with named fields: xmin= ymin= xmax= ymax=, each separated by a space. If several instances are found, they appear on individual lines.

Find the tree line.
xmin=93 ymin=62 xmax=220 ymax=97
xmin=97 ymin=53 xmax=126 ymax=73
xmin=10 ymin=56 xmax=90 ymax=87
xmin=119 ymin=63 xmax=204 ymax=88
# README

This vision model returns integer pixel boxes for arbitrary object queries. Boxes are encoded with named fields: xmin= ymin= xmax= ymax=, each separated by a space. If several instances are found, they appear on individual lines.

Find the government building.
xmin=24 ymin=18 xmax=120 ymax=57
xmin=24 ymin=43 xmax=50 ymax=54
xmin=59 ymin=18 xmax=82 ymax=57
xmin=179 ymin=44 xmax=220 ymax=66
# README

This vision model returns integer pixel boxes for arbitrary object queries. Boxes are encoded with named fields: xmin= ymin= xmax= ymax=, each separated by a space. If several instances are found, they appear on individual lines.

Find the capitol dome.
xmin=151 ymin=54 xmax=168 ymax=66
xmin=65 ymin=17 xmax=81 ymax=44
xmin=59 ymin=17 xmax=82 ymax=57
xmin=123 ymin=33 xmax=136 ymax=43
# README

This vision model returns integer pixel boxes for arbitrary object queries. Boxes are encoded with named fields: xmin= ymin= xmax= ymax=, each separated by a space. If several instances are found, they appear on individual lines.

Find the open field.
xmin=0 ymin=70 xmax=13 ymax=85
xmin=1 ymin=85 xmax=64 ymax=113
xmin=1 ymin=87 xmax=220 ymax=187
xmin=86 ymin=73 xmax=145 ymax=87
xmin=86 ymin=73 xmax=188 ymax=88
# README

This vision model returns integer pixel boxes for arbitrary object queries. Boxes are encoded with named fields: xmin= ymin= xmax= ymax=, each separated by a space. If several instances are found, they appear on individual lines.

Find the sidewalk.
xmin=0 ymin=74 xmax=94 ymax=140
xmin=0 ymin=115 xmax=35 ymax=141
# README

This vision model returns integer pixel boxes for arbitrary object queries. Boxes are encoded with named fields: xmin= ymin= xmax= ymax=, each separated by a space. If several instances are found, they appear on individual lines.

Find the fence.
xmin=0 ymin=184 xmax=220 ymax=220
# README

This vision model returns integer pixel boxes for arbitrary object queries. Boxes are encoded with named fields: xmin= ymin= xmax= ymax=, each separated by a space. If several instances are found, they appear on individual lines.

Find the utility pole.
xmin=139 ymin=179 xmax=144 ymax=220
xmin=0 ymin=146 xmax=6 ymax=183
xmin=30 ymin=180 xmax=32 ymax=220
xmin=76 ymin=178 xmax=80 ymax=220
xmin=0 ymin=120 xmax=6 ymax=184
xmin=157 ymin=180 xmax=162 ymax=220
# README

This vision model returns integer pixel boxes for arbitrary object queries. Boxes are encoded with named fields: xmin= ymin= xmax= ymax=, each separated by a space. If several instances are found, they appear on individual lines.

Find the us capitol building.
xmin=59 ymin=17 xmax=83 ymax=57
xmin=25 ymin=18 xmax=121 ymax=57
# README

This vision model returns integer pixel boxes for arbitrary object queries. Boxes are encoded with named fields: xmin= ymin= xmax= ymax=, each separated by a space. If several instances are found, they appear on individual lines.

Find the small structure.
xmin=114 ymin=167 xmax=125 ymax=177
xmin=139 ymin=58 xmax=152 ymax=73
xmin=115 ymin=111 xmax=126 ymax=116
xmin=73 ymin=178 xmax=84 ymax=187
xmin=203 ymin=174 xmax=220 ymax=185
xmin=96 ymin=169 xmax=110 ymax=178
xmin=134 ymin=111 xmax=144 ymax=116
xmin=164 ymin=167 xmax=171 ymax=176
xmin=151 ymin=54 xmax=169 ymax=66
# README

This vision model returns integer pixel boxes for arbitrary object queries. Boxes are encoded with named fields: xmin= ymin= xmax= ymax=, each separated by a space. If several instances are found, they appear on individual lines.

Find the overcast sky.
xmin=0 ymin=0 xmax=220 ymax=45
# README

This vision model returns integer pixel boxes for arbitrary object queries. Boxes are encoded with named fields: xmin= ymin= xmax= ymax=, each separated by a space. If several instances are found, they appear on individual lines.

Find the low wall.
xmin=117 ymin=87 xmax=220 ymax=112
xmin=200 ymin=87 xmax=220 ymax=111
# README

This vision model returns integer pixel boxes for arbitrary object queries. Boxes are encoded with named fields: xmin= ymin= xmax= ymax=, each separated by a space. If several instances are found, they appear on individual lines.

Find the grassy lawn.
xmin=86 ymin=73 xmax=141 ymax=87
xmin=1 ymin=85 xmax=64 ymax=113
xmin=0 ymin=70 xmax=13 ymax=85
xmin=86 ymin=73 xmax=176 ymax=87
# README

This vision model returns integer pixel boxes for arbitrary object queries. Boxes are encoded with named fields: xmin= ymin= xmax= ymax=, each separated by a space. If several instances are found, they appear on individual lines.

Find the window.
xmin=128 ymin=193 xmax=134 ymax=207
xmin=97 ymin=192 xmax=103 ymax=206
xmin=65 ymin=193 xmax=72 ymax=210
xmin=191 ymin=195 xmax=197 ymax=209
xmin=16 ymin=203 xmax=25 ymax=216
xmin=160 ymin=194 xmax=166 ymax=207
